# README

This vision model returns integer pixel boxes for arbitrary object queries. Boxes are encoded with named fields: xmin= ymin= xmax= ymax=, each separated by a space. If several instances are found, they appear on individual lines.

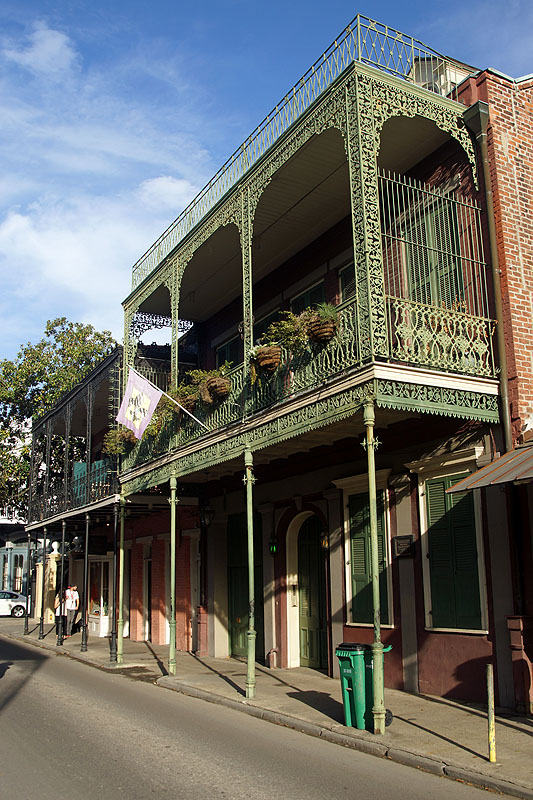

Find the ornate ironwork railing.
xmin=253 ymin=297 xmax=362 ymax=410
xmin=131 ymin=15 xmax=471 ymax=288
xmin=386 ymin=297 xmax=496 ymax=377
xmin=30 ymin=463 xmax=119 ymax=522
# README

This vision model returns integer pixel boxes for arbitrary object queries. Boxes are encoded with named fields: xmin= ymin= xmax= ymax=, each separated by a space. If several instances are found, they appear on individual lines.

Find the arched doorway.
xmin=298 ymin=515 xmax=327 ymax=670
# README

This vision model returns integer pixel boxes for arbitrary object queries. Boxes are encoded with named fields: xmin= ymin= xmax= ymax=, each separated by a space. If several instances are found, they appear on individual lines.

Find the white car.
xmin=0 ymin=591 xmax=27 ymax=617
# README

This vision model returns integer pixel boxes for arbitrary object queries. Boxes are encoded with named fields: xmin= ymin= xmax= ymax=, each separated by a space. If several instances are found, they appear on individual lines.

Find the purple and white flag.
xmin=116 ymin=368 xmax=162 ymax=439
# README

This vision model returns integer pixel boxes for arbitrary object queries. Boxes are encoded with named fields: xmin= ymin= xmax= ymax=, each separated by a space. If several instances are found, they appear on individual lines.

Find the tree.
xmin=0 ymin=318 xmax=117 ymax=513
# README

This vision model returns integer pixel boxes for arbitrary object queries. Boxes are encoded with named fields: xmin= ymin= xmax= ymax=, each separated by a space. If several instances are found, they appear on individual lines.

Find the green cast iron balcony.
xmin=131 ymin=16 xmax=473 ymax=289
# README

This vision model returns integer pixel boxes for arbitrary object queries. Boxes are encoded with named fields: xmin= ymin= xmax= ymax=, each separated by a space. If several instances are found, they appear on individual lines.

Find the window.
xmin=424 ymin=474 xmax=483 ymax=630
xmin=253 ymin=310 xmax=280 ymax=344
xmin=348 ymin=491 xmax=389 ymax=625
xmin=215 ymin=336 xmax=240 ymax=368
xmin=334 ymin=470 xmax=392 ymax=627
xmin=404 ymin=203 xmax=464 ymax=310
xmin=339 ymin=263 xmax=355 ymax=303
xmin=290 ymin=281 xmax=325 ymax=315
xmin=14 ymin=555 xmax=23 ymax=592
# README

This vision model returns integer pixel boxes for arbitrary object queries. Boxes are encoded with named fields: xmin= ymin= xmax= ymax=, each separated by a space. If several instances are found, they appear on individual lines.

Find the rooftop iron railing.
xmin=131 ymin=15 xmax=473 ymax=289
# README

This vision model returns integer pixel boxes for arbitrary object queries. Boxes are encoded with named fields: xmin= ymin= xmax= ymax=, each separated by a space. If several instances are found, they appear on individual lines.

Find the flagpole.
xmin=128 ymin=366 xmax=208 ymax=430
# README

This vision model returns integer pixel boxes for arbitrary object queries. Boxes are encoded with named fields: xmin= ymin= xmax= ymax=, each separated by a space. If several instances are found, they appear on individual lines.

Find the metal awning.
xmin=447 ymin=445 xmax=533 ymax=493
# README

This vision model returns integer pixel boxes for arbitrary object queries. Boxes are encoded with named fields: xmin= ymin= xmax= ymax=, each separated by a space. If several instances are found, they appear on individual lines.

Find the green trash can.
xmin=335 ymin=642 xmax=392 ymax=731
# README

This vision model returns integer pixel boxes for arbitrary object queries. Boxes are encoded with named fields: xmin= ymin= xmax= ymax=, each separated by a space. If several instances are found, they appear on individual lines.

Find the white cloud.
xmin=137 ymin=176 xmax=198 ymax=211
xmin=2 ymin=21 xmax=79 ymax=79
xmin=0 ymin=176 xmax=200 ymax=350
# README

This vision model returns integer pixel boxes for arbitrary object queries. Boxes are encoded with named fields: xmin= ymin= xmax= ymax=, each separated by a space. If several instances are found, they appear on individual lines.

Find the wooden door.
xmin=298 ymin=516 xmax=327 ymax=669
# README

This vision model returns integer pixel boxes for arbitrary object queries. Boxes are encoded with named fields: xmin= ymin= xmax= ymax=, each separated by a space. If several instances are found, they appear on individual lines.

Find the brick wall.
xmin=461 ymin=72 xmax=533 ymax=441
xmin=125 ymin=505 xmax=199 ymax=648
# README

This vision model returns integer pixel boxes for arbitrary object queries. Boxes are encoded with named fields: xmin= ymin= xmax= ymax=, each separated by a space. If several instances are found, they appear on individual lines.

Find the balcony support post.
xmin=346 ymin=77 xmax=388 ymax=363
xmin=240 ymin=190 xmax=254 ymax=417
xmin=81 ymin=513 xmax=90 ymax=652
xmin=57 ymin=520 xmax=66 ymax=646
xmin=63 ymin=404 xmax=71 ymax=510
xmin=244 ymin=445 xmax=257 ymax=699
xmin=117 ymin=496 xmax=126 ymax=664
xmin=363 ymin=398 xmax=386 ymax=734
xmin=38 ymin=526 xmax=47 ymax=640
xmin=169 ymin=473 xmax=178 ymax=675
xmin=84 ymin=387 xmax=94 ymax=505
xmin=24 ymin=531 xmax=31 ymax=634
xmin=109 ymin=501 xmax=119 ymax=662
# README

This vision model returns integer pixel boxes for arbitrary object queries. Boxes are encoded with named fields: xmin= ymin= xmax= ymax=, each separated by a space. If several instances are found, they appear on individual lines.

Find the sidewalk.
xmin=2 ymin=618 xmax=533 ymax=799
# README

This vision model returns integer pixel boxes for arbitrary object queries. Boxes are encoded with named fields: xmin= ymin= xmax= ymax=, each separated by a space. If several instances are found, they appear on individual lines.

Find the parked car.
xmin=0 ymin=591 xmax=27 ymax=617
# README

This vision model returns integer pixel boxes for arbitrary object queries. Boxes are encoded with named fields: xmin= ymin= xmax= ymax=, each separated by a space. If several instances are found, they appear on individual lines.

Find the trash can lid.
xmin=336 ymin=642 xmax=369 ymax=651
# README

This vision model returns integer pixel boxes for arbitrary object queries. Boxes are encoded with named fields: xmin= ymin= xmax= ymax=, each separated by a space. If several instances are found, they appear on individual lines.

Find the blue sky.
xmin=1 ymin=0 xmax=532 ymax=360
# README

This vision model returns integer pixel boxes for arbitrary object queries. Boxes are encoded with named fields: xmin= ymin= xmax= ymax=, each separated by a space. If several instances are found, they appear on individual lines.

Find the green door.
xmin=298 ymin=516 xmax=327 ymax=670
xmin=228 ymin=512 xmax=264 ymax=662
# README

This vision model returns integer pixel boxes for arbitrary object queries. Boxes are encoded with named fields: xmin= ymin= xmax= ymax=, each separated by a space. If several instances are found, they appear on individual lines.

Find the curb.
xmin=6 ymin=631 xmax=533 ymax=800
xmin=157 ymin=677 xmax=533 ymax=800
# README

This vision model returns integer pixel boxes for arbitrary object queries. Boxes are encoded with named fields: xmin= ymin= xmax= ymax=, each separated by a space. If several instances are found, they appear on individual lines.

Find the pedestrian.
xmin=54 ymin=589 xmax=66 ymax=637
xmin=65 ymin=584 xmax=79 ymax=637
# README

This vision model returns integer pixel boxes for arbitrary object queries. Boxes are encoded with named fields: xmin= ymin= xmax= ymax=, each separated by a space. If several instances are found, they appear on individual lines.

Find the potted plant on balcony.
xmin=259 ymin=310 xmax=311 ymax=357
xmin=249 ymin=344 xmax=282 ymax=385
xmin=306 ymin=302 xmax=339 ymax=343
xmin=186 ymin=361 xmax=233 ymax=404
xmin=102 ymin=426 xmax=137 ymax=456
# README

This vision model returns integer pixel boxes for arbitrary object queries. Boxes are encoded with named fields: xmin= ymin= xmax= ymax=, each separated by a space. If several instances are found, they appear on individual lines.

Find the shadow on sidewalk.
xmin=191 ymin=655 xmax=245 ymax=696
xmin=145 ymin=642 xmax=168 ymax=677
xmin=286 ymin=690 xmax=345 ymax=724
xmin=419 ymin=693 xmax=533 ymax=736
xmin=395 ymin=714 xmax=485 ymax=760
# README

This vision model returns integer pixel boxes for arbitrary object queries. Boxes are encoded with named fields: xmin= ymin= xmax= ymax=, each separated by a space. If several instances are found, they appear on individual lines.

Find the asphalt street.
xmin=1 ymin=635 xmax=488 ymax=800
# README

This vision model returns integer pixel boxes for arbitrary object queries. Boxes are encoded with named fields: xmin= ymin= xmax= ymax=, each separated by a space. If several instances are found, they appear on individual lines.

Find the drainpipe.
xmin=464 ymin=101 xmax=513 ymax=452
xmin=244 ymin=445 xmax=256 ymax=699
xmin=117 ymin=496 xmax=126 ymax=665
xmin=168 ymin=473 xmax=178 ymax=676
xmin=363 ymin=399 xmax=385 ymax=735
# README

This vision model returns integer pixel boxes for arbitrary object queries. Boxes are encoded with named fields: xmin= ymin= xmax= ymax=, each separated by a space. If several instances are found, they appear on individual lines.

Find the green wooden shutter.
xmin=426 ymin=475 xmax=482 ymax=630
xmin=348 ymin=491 xmax=388 ymax=625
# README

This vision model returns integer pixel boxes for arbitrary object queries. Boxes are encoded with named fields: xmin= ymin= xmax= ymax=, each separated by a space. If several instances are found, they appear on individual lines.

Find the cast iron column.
xmin=117 ymin=496 xmax=126 ymax=665
xmin=24 ymin=531 xmax=31 ymax=635
xmin=244 ymin=446 xmax=256 ymax=699
xmin=109 ymin=501 xmax=119 ymax=662
xmin=38 ymin=527 xmax=47 ymax=639
xmin=81 ymin=512 xmax=90 ymax=652
xmin=363 ymin=398 xmax=385 ymax=734
xmin=168 ymin=473 xmax=178 ymax=675
xmin=57 ymin=520 xmax=66 ymax=645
